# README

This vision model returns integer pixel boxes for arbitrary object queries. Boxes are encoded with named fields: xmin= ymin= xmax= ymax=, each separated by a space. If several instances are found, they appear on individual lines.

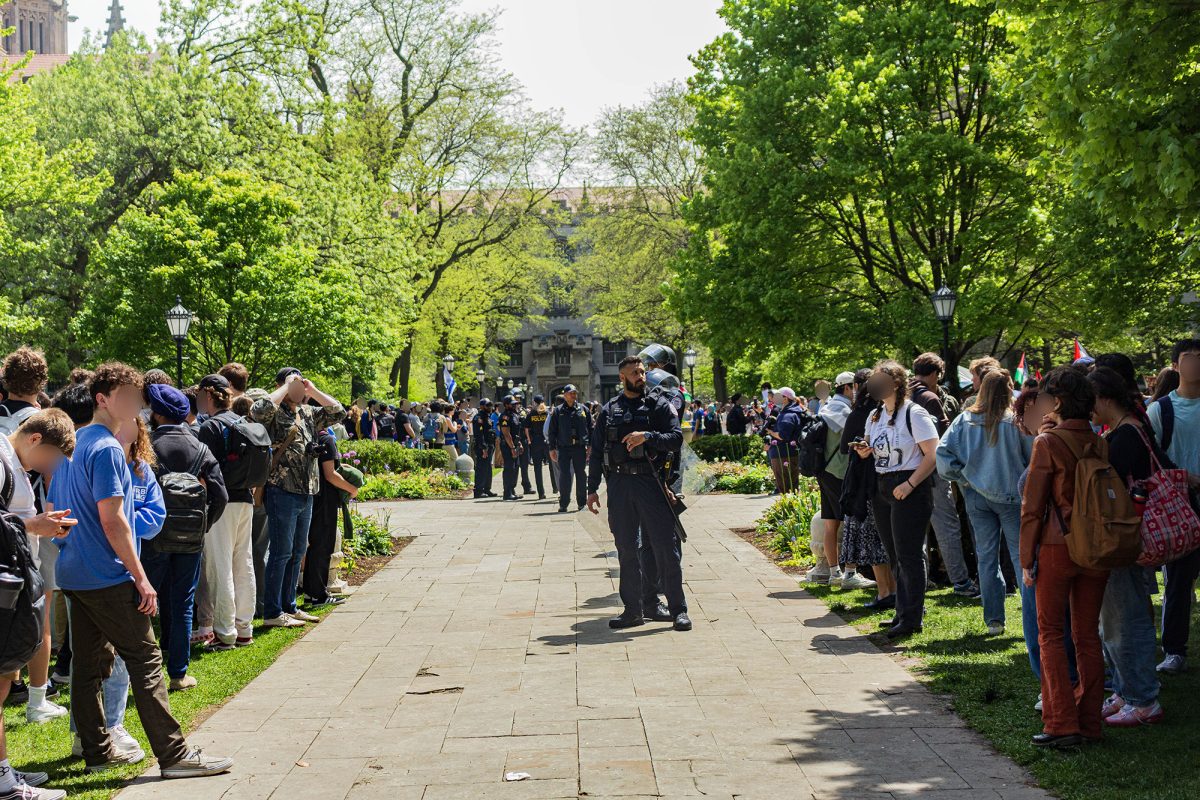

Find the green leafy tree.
xmin=0 ymin=47 xmax=107 ymax=361
xmin=680 ymin=0 xmax=1079 ymax=382
xmin=76 ymin=171 xmax=393 ymax=384
xmin=573 ymin=82 xmax=700 ymax=358
xmin=1010 ymin=0 xmax=1200 ymax=237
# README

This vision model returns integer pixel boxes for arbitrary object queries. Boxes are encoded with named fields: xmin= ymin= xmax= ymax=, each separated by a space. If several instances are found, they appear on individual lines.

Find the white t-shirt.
xmin=0 ymin=435 xmax=35 ymax=519
xmin=865 ymin=400 xmax=939 ymax=473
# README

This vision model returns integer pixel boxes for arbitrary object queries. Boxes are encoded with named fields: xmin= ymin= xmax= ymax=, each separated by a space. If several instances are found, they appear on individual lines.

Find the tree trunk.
xmin=391 ymin=337 xmax=415 ymax=399
xmin=1041 ymin=340 xmax=1053 ymax=373
xmin=712 ymin=357 xmax=728 ymax=403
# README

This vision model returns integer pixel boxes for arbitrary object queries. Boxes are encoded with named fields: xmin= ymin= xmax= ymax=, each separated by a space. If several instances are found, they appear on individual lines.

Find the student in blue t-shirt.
xmin=55 ymin=363 xmax=231 ymax=779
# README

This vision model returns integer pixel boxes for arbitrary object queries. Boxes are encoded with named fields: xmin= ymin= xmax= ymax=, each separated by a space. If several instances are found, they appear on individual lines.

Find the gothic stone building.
xmin=495 ymin=188 xmax=637 ymax=404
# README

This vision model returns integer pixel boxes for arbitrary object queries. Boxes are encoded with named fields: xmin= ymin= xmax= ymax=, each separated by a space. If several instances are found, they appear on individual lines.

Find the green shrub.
xmin=356 ymin=469 xmax=467 ymax=500
xmin=688 ymin=434 xmax=757 ymax=463
xmin=704 ymin=461 xmax=775 ymax=493
xmin=755 ymin=485 xmax=821 ymax=562
xmin=347 ymin=510 xmax=394 ymax=556
xmin=339 ymin=440 xmax=449 ymax=473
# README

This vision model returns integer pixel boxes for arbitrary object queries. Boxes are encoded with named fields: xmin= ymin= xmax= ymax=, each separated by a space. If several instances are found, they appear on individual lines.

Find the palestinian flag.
xmin=1013 ymin=353 xmax=1027 ymax=385
xmin=1073 ymin=339 xmax=1090 ymax=362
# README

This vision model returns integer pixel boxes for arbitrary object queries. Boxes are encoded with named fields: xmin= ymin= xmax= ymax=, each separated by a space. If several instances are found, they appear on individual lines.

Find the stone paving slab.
xmin=118 ymin=492 xmax=1050 ymax=800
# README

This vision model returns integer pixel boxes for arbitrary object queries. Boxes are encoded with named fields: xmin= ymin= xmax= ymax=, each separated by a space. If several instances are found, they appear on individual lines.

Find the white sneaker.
xmin=13 ymin=772 xmax=47 ymax=788
xmin=986 ymin=622 xmax=1005 ymax=636
xmin=160 ymin=748 xmax=234 ymax=779
xmin=828 ymin=567 xmax=845 ymax=587
xmin=290 ymin=609 xmax=319 ymax=623
xmin=840 ymin=572 xmax=877 ymax=590
xmin=263 ymin=614 xmax=304 ymax=628
xmin=1157 ymin=654 xmax=1186 ymax=675
xmin=25 ymin=700 xmax=68 ymax=724
xmin=0 ymin=782 xmax=66 ymax=800
xmin=110 ymin=725 xmax=145 ymax=759
xmin=1034 ymin=693 xmax=1043 ymax=712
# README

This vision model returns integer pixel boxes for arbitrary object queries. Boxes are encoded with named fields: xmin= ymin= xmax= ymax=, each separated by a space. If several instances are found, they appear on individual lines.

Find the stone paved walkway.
xmin=119 ymin=492 xmax=1051 ymax=800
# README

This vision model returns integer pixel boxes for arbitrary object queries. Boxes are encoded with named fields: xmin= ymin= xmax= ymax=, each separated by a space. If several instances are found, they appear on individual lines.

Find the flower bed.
xmin=692 ymin=460 xmax=775 ymax=493
xmin=688 ymin=434 xmax=765 ymax=464
xmin=754 ymin=483 xmax=821 ymax=564
xmin=338 ymin=440 xmax=451 ymax=472
xmin=357 ymin=470 xmax=468 ymax=500
xmin=339 ymin=440 xmax=467 ymax=500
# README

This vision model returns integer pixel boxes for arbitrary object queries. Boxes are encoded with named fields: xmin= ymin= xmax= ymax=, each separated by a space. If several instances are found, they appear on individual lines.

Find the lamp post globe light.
xmin=684 ymin=347 xmax=698 ymax=397
xmin=930 ymin=285 xmax=958 ymax=390
xmin=495 ymin=376 xmax=504 ymax=401
xmin=165 ymin=296 xmax=193 ymax=387
xmin=507 ymin=378 xmax=514 ymax=390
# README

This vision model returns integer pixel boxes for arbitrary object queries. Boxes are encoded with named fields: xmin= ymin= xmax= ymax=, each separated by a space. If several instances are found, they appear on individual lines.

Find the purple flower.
xmin=353 ymin=459 xmax=362 ymax=465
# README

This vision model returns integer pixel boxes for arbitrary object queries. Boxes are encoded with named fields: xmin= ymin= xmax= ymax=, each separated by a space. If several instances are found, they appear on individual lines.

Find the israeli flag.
xmin=444 ymin=366 xmax=457 ymax=400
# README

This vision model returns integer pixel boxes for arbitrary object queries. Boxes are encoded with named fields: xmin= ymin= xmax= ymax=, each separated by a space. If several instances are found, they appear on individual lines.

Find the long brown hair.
xmin=969 ymin=369 xmax=1014 ymax=444
xmin=869 ymin=360 xmax=909 ymax=426
xmin=127 ymin=417 xmax=156 ymax=479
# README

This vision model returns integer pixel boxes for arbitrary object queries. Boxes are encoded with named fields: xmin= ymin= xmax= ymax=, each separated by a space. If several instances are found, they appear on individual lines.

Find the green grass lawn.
xmin=6 ymin=609 xmax=327 ymax=800
xmin=806 ymin=582 xmax=1200 ymax=800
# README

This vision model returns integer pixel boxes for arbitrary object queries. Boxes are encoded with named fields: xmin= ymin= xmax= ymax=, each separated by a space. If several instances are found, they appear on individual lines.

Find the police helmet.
xmin=637 ymin=343 xmax=677 ymax=370
xmin=645 ymin=368 xmax=681 ymax=391
xmin=501 ymin=394 xmax=515 ymax=406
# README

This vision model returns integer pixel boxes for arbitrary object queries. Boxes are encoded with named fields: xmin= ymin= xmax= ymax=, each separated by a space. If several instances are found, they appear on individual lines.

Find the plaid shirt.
xmin=250 ymin=398 xmax=346 ymax=495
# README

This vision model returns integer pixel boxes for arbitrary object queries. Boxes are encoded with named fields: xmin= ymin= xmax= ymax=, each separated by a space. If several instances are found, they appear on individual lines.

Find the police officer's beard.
xmin=628 ymin=381 xmax=646 ymax=396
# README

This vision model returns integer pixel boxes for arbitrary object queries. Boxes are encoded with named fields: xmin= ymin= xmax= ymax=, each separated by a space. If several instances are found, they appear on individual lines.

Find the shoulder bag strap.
xmin=269 ymin=424 xmax=301 ymax=476
xmin=0 ymin=457 xmax=13 ymax=510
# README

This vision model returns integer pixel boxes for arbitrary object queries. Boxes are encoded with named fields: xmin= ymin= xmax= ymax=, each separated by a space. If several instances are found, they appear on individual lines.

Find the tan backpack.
xmin=1046 ymin=429 xmax=1142 ymax=569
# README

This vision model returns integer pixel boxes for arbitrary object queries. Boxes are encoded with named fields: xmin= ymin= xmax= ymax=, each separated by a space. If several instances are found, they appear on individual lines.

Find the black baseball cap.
xmin=533 ymin=394 xmax=544 ymax=403
xmin=275 ymin=366 xmax=302 ymax=385
xmin=502 ymin=394 xmax=515 ymax=405
xmin=198 ymin=373 xmax=231 ymax=392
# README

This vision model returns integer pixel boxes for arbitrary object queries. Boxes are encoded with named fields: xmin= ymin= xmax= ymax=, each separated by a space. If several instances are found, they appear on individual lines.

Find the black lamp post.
xmin=684 ymin=347 xmax=697 ymax=397
xmin=475 ymin=368 xmax=485 ymax=397
xmin=494 ymin=376 xmax=503 ymax=401
xmin=165 ymin=296 xmax=193 ymax=387
xmin=442 ymin=354 xmax=455 ymax=399
xmin=930 ymin=285 xmax=958 ymax=390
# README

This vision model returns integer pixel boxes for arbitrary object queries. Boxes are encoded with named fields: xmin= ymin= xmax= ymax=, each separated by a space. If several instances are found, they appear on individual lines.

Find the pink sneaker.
xmin=1101 ymin=694 xmax=1126 ymax=718
xmin=1104 ymin=702 xmax=1164 ymax=727
xmin=190 ymin=630 xmax=214 ymax=647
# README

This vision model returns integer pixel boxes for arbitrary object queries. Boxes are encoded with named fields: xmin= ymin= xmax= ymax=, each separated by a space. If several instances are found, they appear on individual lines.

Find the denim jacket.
xmin=935 ymin=410 xmax=1032 ymax=505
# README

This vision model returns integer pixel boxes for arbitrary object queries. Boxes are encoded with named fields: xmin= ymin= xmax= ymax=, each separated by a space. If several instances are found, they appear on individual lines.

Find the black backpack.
xmin=377 ymin=413 xmax=396 ymax=439
xmin=217 ymin=416 xmax=272 ymax=491
xmin=152 ymin=449 xmax=209 ymax=554
xmin=799 ymin=418 xmax=834 ymax=478
xmin=0 ymin=459 xmax=45 ymax=674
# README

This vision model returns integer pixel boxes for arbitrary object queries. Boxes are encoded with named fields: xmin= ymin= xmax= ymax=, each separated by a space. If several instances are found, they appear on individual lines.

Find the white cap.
xmin=777 ymin=387 xmax=797 ymax=400
xmin=834 ymin=371 xmax=856 ymax=388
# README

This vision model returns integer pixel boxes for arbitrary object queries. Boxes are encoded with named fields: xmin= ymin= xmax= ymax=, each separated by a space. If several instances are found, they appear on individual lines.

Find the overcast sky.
xmin=69 ymin=0 xmax=726 ymax=128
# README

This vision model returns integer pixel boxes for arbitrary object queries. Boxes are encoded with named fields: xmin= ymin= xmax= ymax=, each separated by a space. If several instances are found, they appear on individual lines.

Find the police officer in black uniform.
xmin=548 ymin=384 xmax=589 ymax=512
xmin=514 ymin=393 xmax=534 ymax=496
xmin=472 ymin=398 xmax=498 ymax=498
xmin=635 ymin=344 xmax=684 ymax=621
xmin=586 ymin=356 xmax=691 ymax=631
xmin=498 ymin=395 xmax=525 ymax=500
xmin=524 ymin=394 xmax=551 ymax=500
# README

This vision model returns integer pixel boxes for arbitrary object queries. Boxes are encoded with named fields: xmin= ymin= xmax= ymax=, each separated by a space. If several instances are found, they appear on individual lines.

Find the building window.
xmin=601 ymin=339 xmax=628 ymax=366
xmin=505 ymin=341 xmax=523 ymax=368
xmin=38 ymin=22 xmax=44 ymax=53
xmin=18 ymin=18 xmax=24 ymax=51
xmin=553 ymin=347 xmax=572 ymax=367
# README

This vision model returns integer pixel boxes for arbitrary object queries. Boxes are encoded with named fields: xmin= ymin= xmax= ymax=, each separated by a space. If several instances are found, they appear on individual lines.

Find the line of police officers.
xmin=471 ymin=345 xmax=692 ymax=632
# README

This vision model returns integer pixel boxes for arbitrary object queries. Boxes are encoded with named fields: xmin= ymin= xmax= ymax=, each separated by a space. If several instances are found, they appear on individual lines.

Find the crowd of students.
xmin=0 ymin=351 xmax=360 ymax=800
xmin=786 ymin=340 xmax=1200 ymax=750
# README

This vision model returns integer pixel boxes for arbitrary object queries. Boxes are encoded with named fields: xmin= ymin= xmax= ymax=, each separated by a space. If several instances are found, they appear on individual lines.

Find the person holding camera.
xmin=250 ymin=368 xmax=346 ymax=629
